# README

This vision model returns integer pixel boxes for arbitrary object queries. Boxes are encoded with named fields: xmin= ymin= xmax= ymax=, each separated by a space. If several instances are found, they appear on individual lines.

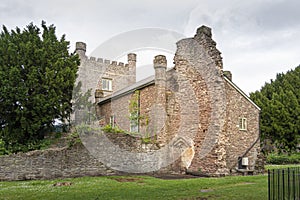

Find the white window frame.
xmin=239 ymin=117 xmax=247 ymax=131
xmin=102 ymin=78 xmax=112 ymax=91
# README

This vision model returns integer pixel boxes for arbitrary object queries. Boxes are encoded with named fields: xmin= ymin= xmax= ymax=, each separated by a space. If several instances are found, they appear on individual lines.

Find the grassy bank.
xmin=0 ymin=175 xmax=267 ymax=200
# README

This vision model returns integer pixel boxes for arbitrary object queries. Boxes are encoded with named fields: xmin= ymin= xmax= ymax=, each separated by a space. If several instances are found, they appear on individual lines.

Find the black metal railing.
xmin=268 ymin=167 xmax=300 ymax=200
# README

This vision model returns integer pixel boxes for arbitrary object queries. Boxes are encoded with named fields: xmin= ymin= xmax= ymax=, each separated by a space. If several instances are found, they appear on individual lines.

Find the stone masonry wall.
xmin=224 ymin=80 xmax=260 ymax=172
xmin=173 ymin=56 xmax=213 ymax=173
xmin=98 ymin=84 xmax=156 ymax=133
xmin=172 ymin=26 xmax=228 ymax=175
xmin=110 ymin=94 xmax=132 ymax=131
xmin=75 ymin=42 xmax=136 ymax=105
xmin=0 ymin=143 xmax=114 ymax=181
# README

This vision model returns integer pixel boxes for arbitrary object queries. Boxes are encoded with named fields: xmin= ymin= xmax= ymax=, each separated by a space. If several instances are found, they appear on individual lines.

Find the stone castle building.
xmin=75 ymin=25 xmax=262 ymax=175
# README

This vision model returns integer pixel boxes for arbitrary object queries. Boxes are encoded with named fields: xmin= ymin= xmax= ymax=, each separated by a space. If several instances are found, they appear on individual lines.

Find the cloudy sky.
xmin=1 ymin=0 xmax=299 ymax=94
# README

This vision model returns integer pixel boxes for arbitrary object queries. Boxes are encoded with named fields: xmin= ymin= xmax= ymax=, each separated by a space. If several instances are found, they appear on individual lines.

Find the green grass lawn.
xmin=0 ymin=175 xmax=268 ymax=200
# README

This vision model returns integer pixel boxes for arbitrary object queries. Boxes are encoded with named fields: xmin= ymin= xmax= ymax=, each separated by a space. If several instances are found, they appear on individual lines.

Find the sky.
xmin=1 ymin=0 xmax=300 ymax=94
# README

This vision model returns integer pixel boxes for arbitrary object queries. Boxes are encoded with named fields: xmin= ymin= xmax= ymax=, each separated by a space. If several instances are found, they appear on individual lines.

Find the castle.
xmin=75 ymin=25 xmax=262 ymax=175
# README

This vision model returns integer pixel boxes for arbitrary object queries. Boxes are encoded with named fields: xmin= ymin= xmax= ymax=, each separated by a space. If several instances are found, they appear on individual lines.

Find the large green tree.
xmin=250 ymin=66 xmax=300 ymax=153
xmin=0 ymin=22 xmax=80 ymax=152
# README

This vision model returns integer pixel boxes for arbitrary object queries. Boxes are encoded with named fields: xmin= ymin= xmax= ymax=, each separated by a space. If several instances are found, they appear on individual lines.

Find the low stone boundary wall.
xmin=0 ymin=143 xmax=115 ymax=181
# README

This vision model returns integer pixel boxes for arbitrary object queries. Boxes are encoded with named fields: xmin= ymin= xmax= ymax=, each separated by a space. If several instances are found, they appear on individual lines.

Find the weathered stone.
xmin=0 ymin=143 xmax=112 ymax=181
xmin=0 ymin=25 xmax=262 ymax=180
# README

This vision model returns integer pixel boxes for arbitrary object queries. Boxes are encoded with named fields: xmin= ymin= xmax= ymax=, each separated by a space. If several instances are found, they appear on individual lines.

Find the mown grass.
xmin=0 ymin=175 xmax=267 ymax=200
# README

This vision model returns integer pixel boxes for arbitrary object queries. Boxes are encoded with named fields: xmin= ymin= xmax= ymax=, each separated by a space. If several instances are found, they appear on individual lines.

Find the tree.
xmin=0 ymin=21 xmax=80 ymax=152
xmin=72 ymin=81 xmax=95 ymax=125
xmin=250 ymin=65 xmax=300 ymax=153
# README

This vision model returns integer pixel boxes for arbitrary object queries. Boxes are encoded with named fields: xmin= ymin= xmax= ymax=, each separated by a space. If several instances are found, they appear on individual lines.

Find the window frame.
xmin=239 ymin=117 xmax=247 ymax=131
xmin=102 ymin=78 xmax=112 ymax=91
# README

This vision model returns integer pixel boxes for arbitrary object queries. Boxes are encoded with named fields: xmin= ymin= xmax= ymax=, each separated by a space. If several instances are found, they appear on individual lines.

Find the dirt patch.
xmin=153 ymin=174 xmax=202 ymax=180
xmin=53 ymin=182 xmax=73 ymax=187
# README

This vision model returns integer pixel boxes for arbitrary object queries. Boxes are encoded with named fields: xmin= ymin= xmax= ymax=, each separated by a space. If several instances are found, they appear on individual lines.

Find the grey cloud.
xmin=1 ymin=0 xmax=300 ymax=94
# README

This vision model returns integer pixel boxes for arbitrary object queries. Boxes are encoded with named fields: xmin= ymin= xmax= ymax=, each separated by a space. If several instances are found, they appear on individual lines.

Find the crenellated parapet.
xmin=74 ymin=41 xmax=137 ymax=105
xmin=75 ymin=42 xmax=128 ymax=67
xmin=85 ymin=56 xmax=127 ymax=67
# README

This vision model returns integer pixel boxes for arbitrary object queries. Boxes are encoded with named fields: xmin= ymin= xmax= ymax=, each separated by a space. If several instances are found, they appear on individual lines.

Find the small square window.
xmin=239 ymin=118 xmax=247 ymax=131
xmin=102 ymin=78 xmax=112 ymax=91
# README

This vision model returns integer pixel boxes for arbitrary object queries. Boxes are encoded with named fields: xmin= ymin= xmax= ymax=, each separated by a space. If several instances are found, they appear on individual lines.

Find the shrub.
xmin=266 ymin=153 xmax=300 ymax=164
xmin=0 ymin=139 xmax=9 ymax=155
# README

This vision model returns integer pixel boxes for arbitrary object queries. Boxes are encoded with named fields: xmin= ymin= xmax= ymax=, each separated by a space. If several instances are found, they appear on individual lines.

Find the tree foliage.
xmin=72 ymin=81 xmax=96 ymax=125
xmin=0 ymin=22 xmax=80 ymax=152
xmin=250 ymin=66 xmax=300 ymax=153
xmin=72 ymin=81 xmax=93 ymax=111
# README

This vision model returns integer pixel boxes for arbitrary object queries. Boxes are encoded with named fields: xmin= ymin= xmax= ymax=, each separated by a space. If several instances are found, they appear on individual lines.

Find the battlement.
xmin=76 ymin=42 xmax=134 ymax=67
xmin=85 ymin=56 xmax=126 ymax=66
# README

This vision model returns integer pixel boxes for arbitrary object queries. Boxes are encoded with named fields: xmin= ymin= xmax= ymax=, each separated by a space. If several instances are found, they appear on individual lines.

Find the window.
xmin=130 ymin=112 xmax=139 ymax=133
xmin=239 ymin=118 xmax=247 ymax=131
xmin=110 ymin=115 xmax=116 ymax=127
xmin=102 ymin=78 xmax=112 ymax=91
xmin=129 ymin=90 xmax=140 ymax=133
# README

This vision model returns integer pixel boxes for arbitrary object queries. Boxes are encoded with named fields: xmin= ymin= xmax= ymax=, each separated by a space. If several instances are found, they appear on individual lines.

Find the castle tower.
xmin=75 ymin=42 xmax=87 ymax=59
xmin=153 ymin=55 xmax=167 ymax=107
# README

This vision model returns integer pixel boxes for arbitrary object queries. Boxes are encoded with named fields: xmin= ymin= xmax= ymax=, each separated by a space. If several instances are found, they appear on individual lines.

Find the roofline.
xmin=97 ymin=67 xmax=176 ymax=105
xmin=223 ymin=76 xmax=261 ymax=111
xmin=98 ymin=79 xmax=155 ymax=105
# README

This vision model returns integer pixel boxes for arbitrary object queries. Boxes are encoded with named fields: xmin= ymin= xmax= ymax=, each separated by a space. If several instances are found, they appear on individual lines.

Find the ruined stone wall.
xmin=99 ymin=94 xmax=131 ymax=131
xmin=173 ymin=58 xmax=214 ymax=173
xmin=112 ymin=94 xmax=132 ymax=131
xmin=0 ymin=143 xmax=114 ymax=181
xmin=160 ymin=69 xmax=181 ymax=145
xmin=224 ymin=80 xmax=260 ymax=171
xmin=98 ymin=84 xmax=156 ymax=133
xmin=99 ymin=101 xmax=112 ymax=125
xmin=139 ymin=84 xmax=156 ymax=136
xmin=172 ymin=27 xmax=228 ymax=175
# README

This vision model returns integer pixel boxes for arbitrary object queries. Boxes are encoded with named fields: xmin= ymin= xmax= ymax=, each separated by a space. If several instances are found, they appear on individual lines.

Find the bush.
xmin=266 ymin=153 xmax=300 ymax=164
xmin=0 ymin=139 xmax=10 ymax=155
xmin=101 ymin=124 xmax=129 ymax=134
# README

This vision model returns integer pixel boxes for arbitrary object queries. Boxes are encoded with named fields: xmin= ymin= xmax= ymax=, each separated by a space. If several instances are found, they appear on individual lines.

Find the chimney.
xmin=127 ymin=53 xmax=137 ymax=84
xmin=95 ymin=89 xmax=104 ymax=103
xmin=153 ymin=55 xmax=167 ymax=106
xmin=75 ymin=42 xmax=87 ymax=58
xmin=95 ymin=89 xmax=104 ymax=117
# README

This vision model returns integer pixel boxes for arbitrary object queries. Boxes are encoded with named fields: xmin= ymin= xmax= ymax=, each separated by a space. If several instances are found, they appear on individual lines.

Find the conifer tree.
xmin=250 ymin=65 xmax=300 ymax=153
xmin=0 ymin=22 xmax=80 ymax=152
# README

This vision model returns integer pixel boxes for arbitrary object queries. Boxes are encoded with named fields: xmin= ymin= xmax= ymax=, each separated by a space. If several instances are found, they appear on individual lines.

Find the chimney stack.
xmin=127 ymin=53 xmax=137 ymax=84
xmin=154 ymin=55 xmax=167 ymax=106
